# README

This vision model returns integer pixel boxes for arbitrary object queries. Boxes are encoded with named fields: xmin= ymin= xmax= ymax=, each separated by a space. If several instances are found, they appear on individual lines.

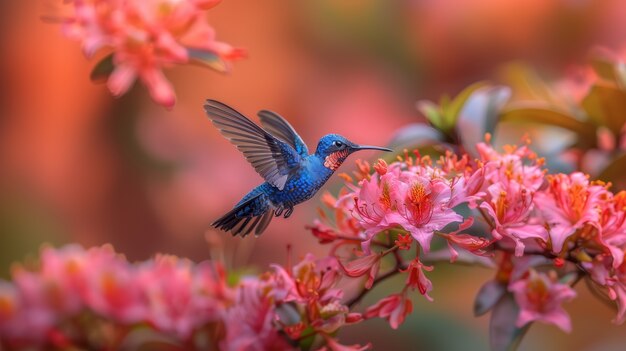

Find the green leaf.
xmin=597 ymin=152 xmax=626 ymax=190
xmin=582 ymin=84 xmax=626 ymax=135
xmin=417 ymin=82 xmax=488 ymax=134
xmin=445 ymin=81 xmax=488 ymax=127
xmin=500 ymin=103 xmax=597 ymax=147
xmin=298 ymin=326 xmax=317 ymax=351
xmin=474 ymin=280 xmax=506 ymax=317
xmin=417 ymin=100 xmax=445 ymax=131
xmin=89 ymin=54 xmax=115 ymax=83
xmin=489 ymin=293 xmax=531 ymax=351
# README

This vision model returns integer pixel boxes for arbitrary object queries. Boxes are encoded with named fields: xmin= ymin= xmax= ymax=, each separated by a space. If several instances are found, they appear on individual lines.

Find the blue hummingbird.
xmin=204 ymin=100 xmax=392 ymax=237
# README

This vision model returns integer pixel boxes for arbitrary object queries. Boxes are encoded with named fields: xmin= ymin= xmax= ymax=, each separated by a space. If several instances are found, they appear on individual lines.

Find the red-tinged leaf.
xmin=499 ymin=103 xmax=597 ymax=147
xmin=489 ymin=293 xmax=531 ymax=351
xmin=89 ymin=53 xmax=114 ymax=83
xmin=582 ymin=84 xmax=626 ymax=135
xmin=474 ymin=280 xmax=506 ymax=316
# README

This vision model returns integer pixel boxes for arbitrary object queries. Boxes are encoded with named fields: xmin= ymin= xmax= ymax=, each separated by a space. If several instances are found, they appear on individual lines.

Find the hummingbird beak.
xmin=351 ymin=145 xmax=393 ymax=152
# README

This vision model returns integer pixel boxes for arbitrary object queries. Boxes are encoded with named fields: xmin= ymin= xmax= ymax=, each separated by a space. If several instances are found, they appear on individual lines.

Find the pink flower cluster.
xmin=0 ymin=245 xmax=367 ymax=350
xmin=223 ymin=254 xmax=367 ymax=351
xmin=57 ymin=0 xmax=245 ymax=107
xmin=311 ymin=139 xmax=626 ymax=332
xmin=0 ymin=245 xmax=230 ymax=348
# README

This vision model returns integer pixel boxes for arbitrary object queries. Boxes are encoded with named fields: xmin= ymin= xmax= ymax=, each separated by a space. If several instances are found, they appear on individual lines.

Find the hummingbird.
xmin=204 ymin=100 xmax=392 ymax=237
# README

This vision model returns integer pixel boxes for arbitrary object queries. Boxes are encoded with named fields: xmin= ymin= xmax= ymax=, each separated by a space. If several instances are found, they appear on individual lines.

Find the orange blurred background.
xmin=1 ymin=1 xmax=625 ymax=350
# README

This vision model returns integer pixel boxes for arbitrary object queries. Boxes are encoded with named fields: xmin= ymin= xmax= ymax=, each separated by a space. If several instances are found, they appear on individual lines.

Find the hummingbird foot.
xmin=284 ymin=206 xmax=294 ymax=218
xmin=274 ymin=207 xmax=284 ymax=217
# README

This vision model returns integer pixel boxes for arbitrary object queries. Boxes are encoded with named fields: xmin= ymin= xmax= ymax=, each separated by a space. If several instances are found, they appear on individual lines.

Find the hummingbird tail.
xmin=212 ymin=194 xmax=274 ymax=237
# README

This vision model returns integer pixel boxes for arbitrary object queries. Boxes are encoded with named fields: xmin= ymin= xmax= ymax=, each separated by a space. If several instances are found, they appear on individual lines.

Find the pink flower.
xmin=476 ymin=142 xmax=545 ymax=191
xmin=58 ymin=0 xmax=245 ymax=107
xmin=401 ymin=259 xmax=434 ymax=301
xmin=364 ymin=293 xmax=413 ymax=329
xmin=311 ymin=191 xmax=363 ymax=243
xmin=598 ymin=191 xmax=626 ymax=267
xmin=395 ymin=173 xmax=463 ymax=251
xmin=84 ymin=257 xmax=147 ymax=323
xmin=0 ymin=281 xmax=38 ymax=341
xmin=351 ymin=170 xmax=406 ymax=250
xmin=138 ymin=254 xmax=225 ymax=338
xmin=607 ymin=262 xmax=626 ymax=324
xmin=265 ymin=254 xmax=352 ymax=337
xmin=439 ymin=218 xmax=491 ymax=261
xmin=221 ymin=279 xmax=296 ymax=351
xmin=338 ymin=253 xmax=382 ymax=289
xmin=584 ymin=257 xmax=626 ymax=324
xmin=534 ymin=172 xmax=606 ymax=253
xmin=480 ymin=181 xmax=547 ymax=256
xmin=509 ymin=270 xmax=577 ymax=332
xmin=347 ymin=161 xmax=464 ymax=253
xmin=395 ymin=233 xmax=413 ymax=250
xmin=291 ymin=254 xmax=343 ymax=304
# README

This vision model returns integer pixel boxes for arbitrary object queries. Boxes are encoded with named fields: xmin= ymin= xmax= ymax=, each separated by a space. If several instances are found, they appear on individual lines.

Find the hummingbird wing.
xmin=204 ymin=100 xmax=301 ymax=190
xmin=257 ymin=110 xmax=309 ymax=158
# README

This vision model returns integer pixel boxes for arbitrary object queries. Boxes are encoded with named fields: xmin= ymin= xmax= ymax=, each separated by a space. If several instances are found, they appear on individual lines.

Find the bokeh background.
xmin=2 ymin=1 xmax=626 ymax=350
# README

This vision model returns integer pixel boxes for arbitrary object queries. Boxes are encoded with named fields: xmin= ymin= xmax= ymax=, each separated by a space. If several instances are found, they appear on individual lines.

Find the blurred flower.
xmin=57 ymin=0 xmax=245 ymax=107
xmin=221 ymin=279 xmax=295 ymax=351
xmin=138 ymin=254 xmax=226 ymax=338
xmin=0 ymin=245 xmax=233 ymax=347
xmin=508 ymin=270 xmax=576 ymax=332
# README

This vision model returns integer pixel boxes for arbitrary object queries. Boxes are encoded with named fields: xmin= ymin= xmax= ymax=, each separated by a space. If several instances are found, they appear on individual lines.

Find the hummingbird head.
xmin=315 ymin=134 xmax=392 ymax=171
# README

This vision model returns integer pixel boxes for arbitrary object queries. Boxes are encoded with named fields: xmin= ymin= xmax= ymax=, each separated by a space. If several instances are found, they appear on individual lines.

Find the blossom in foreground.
xmin=0 ymin=245 xmax=368 ymax=350
xmin=57 ymin=0 xmax=245 ymax=107
xmin=221 ymin=279 xmax=295 ymax=351
xmin=350 ymin=161 xmax=463 ymax=252
xmin=508 ymin=270 xmax=577 ymax=332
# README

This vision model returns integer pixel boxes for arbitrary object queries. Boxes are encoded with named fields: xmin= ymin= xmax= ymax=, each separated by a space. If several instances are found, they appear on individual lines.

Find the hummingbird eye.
xmin=333 ymin=141 xmax=344 ymax=148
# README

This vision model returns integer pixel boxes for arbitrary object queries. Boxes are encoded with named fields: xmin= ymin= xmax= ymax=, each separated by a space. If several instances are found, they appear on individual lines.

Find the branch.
xmin=346 ymin=265 xmax=405 ymax=308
